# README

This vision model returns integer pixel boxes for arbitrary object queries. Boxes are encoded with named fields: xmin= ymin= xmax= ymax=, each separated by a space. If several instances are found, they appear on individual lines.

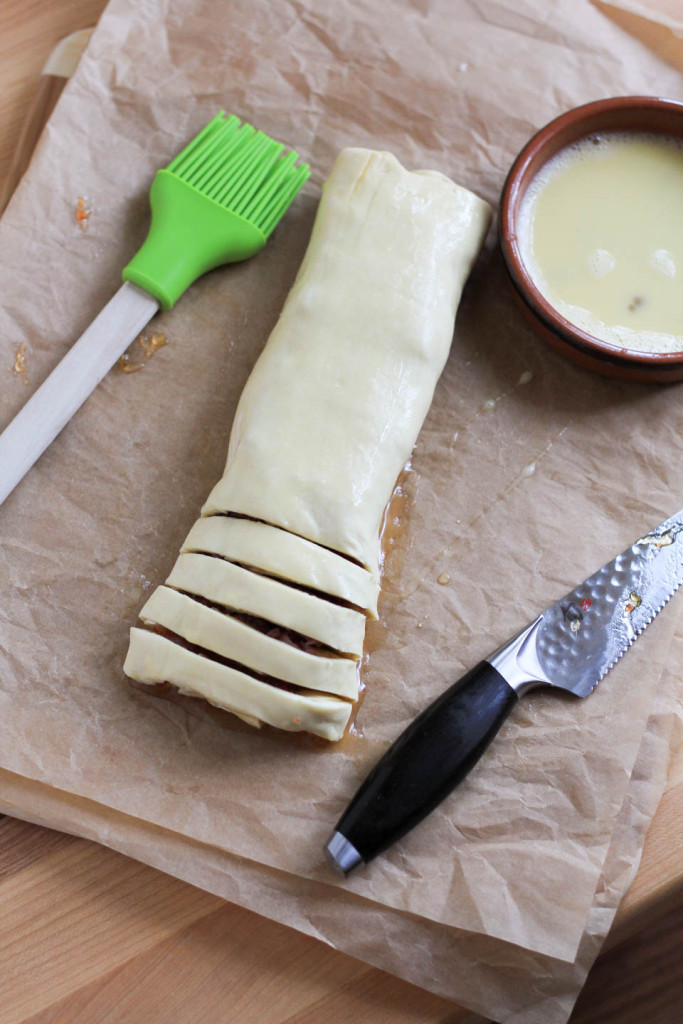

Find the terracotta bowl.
xmin=499 ymin=96 xmax=683 ymax=383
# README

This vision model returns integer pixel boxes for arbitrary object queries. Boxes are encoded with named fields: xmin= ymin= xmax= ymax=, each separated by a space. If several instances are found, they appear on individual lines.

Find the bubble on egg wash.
xmin=648 ymin=249 xmax=676 ymax=278
xmin=586 ymin=248 xmax=615 ymax=278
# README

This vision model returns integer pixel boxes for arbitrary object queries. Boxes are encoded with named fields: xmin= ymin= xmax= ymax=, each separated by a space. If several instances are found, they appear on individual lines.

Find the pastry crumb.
xmin=437 ymin=571 xmax=451 ymax=585
xmin=13 ymin=342 xmax=29 ymax=384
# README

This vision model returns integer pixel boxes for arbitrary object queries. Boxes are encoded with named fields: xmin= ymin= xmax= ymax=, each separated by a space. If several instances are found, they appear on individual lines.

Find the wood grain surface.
xmin=1 ymin=1 xmax=682 ymax=1022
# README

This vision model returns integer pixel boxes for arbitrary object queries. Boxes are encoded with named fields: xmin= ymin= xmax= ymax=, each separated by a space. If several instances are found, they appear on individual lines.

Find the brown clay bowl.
xmin=499 ymin=96 xmax=683 ymax=383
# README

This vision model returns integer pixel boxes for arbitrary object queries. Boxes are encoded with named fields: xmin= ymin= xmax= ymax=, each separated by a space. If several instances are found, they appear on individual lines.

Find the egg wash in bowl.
xmin=517 ymin=132 xmax=683 ymax=354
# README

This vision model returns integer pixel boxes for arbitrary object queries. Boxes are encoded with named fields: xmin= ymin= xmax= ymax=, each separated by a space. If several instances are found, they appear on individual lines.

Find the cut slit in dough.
xmin=125 ymin=146 xmax=491 ymax=740
xmin=166 ymin=552 xmax=367 ymax=656
xmin=139 ymin=586 xmax=359 ymax=699
xmin=182 ymin=516 xmax=380 ymax=617
xmin=124 ymin=629 xmax=353 ymax=742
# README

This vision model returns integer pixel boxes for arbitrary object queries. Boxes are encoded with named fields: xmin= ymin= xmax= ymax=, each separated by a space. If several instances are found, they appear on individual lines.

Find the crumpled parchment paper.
xmin=0 ymin=641 xmax=679 ymax=1024
xmin=593 ymin=0 xmax=683 ymax=72
xmin=0 ymin=0 xmax=682 ymax=1016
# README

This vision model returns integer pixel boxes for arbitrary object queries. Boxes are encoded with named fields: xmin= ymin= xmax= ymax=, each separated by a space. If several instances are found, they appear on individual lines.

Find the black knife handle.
xmin=328 ymin=661 xmax=518 ymax=872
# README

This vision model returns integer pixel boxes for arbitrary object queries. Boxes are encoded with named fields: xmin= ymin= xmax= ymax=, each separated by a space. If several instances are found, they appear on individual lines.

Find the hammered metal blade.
xmin=535 ymin=508 xmax=683 ymax=698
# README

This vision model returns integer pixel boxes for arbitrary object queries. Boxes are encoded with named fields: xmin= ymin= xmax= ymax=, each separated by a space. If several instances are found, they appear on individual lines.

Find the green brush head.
xmin=122 ymin=112 xmax=310 ymax=309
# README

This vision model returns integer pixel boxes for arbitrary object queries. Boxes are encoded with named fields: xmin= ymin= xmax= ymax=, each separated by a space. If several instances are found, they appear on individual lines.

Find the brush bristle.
xmin=166 ymin=112 xmax=310 ymax=236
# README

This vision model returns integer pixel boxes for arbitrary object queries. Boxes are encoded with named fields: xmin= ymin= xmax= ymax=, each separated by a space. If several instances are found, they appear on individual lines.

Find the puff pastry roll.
xmin=205 ymin=148 xmax=491 ymax=574
xmin=124 ymin=147 xmax=491 ymax=741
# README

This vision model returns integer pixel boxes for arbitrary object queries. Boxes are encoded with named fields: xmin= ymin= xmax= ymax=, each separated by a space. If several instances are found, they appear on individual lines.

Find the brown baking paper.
xmin=1 ymin=0 xmax=682 ymax=976
xmin=0 ymin=634 xmax=680 ymax=1024
xmin=593 ymin=0 xmax=683 ymax=73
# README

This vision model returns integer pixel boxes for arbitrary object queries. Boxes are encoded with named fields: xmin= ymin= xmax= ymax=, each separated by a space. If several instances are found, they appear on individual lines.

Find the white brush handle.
xmin=0 ymin=282 xmax=160 ymax=506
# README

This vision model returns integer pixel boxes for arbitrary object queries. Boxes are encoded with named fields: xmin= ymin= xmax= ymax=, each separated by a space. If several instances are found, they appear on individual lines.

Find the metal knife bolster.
xmin=488 ymin=616 xmax=551 ymax=696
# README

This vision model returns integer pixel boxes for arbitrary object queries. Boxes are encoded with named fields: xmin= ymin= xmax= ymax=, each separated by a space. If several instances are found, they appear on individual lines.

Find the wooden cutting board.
xmin=1 ymin=2 xmax=682 ymax=1021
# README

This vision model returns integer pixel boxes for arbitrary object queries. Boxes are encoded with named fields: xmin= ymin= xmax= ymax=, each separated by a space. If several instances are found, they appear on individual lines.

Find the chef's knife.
xmin=325 ymin=508 xmax=683 ymax=875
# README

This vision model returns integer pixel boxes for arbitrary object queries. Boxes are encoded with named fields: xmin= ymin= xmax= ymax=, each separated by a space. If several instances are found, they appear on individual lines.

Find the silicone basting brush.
xmin=0 ymin=112 xmax=310 ymax=505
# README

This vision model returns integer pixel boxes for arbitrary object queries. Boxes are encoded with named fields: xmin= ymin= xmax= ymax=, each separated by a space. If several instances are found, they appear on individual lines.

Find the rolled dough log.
xmin=125 ymin=146 xmax=491 ymax=740
xmin=205 ymin=147 xmax=492 ymax=575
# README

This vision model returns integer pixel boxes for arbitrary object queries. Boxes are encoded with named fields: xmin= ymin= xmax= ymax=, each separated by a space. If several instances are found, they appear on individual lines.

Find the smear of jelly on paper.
xmin=13 ymin=342 xmax=29 ymax=385
xmin=119 ymin=332 xmax=168 ymax=374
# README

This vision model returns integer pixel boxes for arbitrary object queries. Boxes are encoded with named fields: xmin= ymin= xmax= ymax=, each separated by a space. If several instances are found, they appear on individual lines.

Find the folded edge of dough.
xmin=140 ymin=586 xmax=359 ymax=700
xmin=125 ymin=629 xmax=352 ymax=742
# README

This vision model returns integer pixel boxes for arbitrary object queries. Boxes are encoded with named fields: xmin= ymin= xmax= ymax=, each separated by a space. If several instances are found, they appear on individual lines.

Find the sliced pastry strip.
xmin=182 ymin=516 xmax=379 ymax=617
xmin=140 ymin=586 xmax=359 ymax=699
xmin=125 ymin=629 xmax=353 ymax=742
xmin=166 ymin=552 xmax=366 ymax=656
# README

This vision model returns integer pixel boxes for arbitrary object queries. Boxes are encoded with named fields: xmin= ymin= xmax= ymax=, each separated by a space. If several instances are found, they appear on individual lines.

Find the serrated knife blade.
xmin=325 ymin=508 xmax=683 ymax=876
xmin=532 ymin=508 xmax=683 ymax=697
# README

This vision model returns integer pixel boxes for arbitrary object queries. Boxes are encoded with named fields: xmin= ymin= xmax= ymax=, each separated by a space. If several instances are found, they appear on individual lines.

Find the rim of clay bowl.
xmin=499 ymin=95 xmax=683 ymax=377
